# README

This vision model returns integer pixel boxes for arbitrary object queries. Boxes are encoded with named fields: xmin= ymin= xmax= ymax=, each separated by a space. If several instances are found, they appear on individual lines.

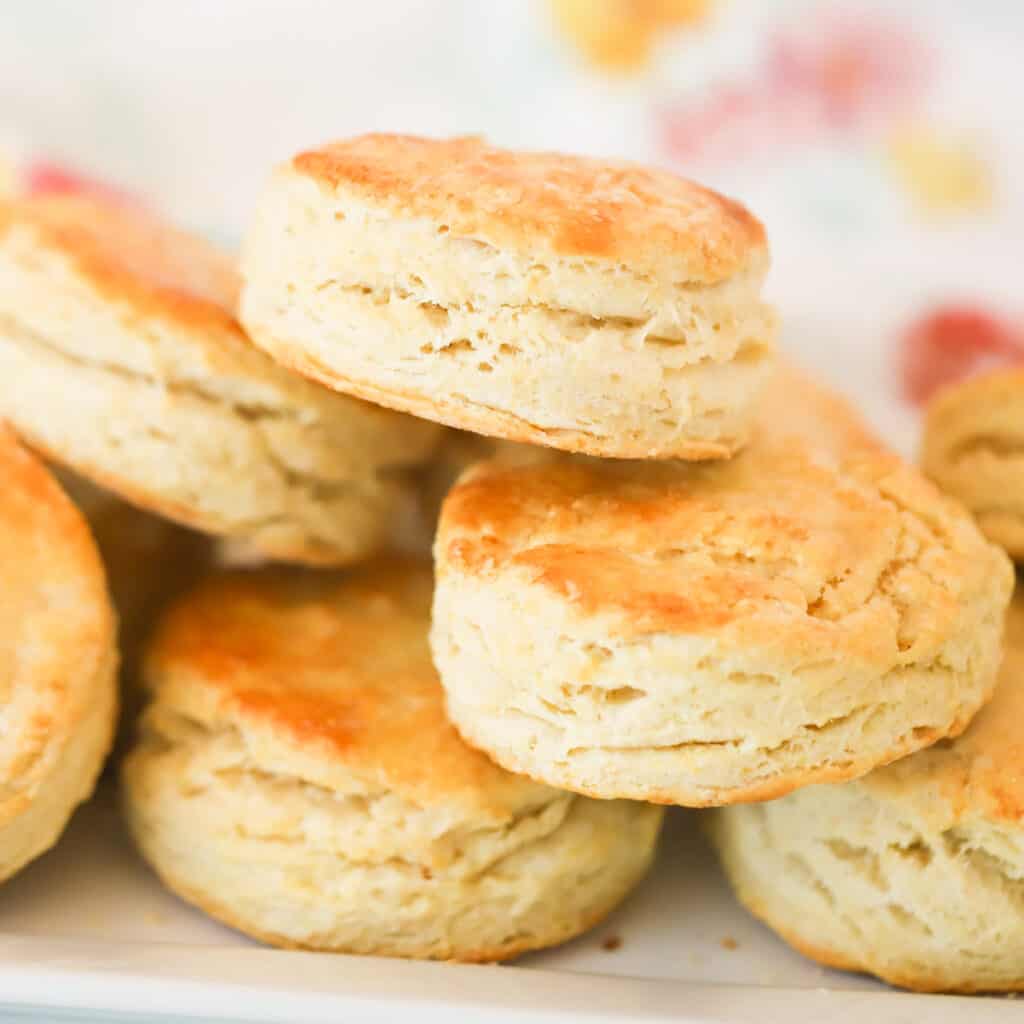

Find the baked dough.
xmin=432 ymin=364 xmax=1013 ymax=805
xmin=240 ymin=133 xmax=776 ymax=459
xmin=123 ymin=560 xmax=662 ymax=960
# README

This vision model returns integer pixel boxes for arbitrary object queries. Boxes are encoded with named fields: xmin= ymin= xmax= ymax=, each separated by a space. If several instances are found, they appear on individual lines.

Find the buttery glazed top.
xmin=865 ymin=593 xmax=1024 ymax=825
xmin=438 ymin=365 xmax=1012 ymax=668
xmin=143 ymin=560 xmax=556 ymax=821
xmin=291 ymin=133 xmax=766 ymax=284
xmin=0 ymin=427 xmax=114 ymax=819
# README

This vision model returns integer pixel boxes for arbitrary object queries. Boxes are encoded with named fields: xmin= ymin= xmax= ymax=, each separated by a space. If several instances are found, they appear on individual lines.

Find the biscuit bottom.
xmin=123 ymin=708 xmax=663 ymax=961
xmin=707 ymin=784 xmax=1024 ymax=993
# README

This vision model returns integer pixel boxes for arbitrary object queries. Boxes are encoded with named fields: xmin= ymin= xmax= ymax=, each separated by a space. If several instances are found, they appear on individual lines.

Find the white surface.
xmin=0 ymin=783 xmax=1018 ymax=1021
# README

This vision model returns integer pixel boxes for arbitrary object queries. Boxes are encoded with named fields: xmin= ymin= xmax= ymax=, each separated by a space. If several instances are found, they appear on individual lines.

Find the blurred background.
xmin=2 ymin=0 xmax=1021 ymax=454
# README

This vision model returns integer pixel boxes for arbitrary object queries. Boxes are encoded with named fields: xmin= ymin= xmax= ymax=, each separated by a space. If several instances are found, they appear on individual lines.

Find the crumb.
xmin=720 ymin=936 xmax=738 ymax=951
xmin=601 ymin=935 xmax=622 ymax=952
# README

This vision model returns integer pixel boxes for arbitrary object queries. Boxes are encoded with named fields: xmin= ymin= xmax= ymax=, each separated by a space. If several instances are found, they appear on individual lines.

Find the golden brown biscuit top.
xmin=866 ymin=593 xmax=1024 ymax=825
xmin=292 ymin=133 xmax=766 ymax=283
xmin=0 ymin=195 xmax=240 ymax=335
xmin=0 ymin=427 xmax=113 ymax=793
xmin=144 ymin=559 xmax=554 ymax=820
xmin=438 ymin=366 xmax=1009 ymax=666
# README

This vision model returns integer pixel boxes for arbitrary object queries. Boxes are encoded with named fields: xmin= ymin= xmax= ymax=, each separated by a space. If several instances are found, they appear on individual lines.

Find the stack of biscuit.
xmin=0 ymin=134 xmax=1020 ymax=990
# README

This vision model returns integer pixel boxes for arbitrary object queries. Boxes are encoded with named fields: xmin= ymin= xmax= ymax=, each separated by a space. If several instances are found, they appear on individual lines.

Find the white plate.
xmin=0 ymin=784 xmax=1017 ymax=1022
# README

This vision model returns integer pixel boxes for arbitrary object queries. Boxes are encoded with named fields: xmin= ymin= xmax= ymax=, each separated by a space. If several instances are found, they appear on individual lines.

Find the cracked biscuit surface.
xmin=922 ymin=368 xmax=1024 ymax=560
xmin=0 ymin=427 xmax=117 ymax=882
xmin=707 ymin=591 xmax=1024 ymax=993
xmin=431 ymin=364 xmax=1013 ymax=806
xmin=0 ymin=196 xmax=441 ymax=565
xmin=122 ymin=559 xmax=662 ymax=960
xmin=239 ymin=133 xmax=776 ymax=459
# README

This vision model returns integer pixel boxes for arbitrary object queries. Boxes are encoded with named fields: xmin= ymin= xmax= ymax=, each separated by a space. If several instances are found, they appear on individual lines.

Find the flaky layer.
xmin=0 ymin=198 xmax=441 ymax=564
xmin=0 ymin=321 xmax=425 ymax=563
xmin=432 ymin=366 xmax=1014 ymax=805
xmin=922 ymin=368 xmax=1024 ymax=560
xmin=245 ymin=169 xmax=769 ymax=341
xmin=436 ymin=572 xmax=1003 ymax=805
xmin=708 ymin=780 xmax=1024 ymax=993
xmin=123 ymin=701 xmax=662 ymax=960
xmin=240 ymin=148 xmax=775 ymax=459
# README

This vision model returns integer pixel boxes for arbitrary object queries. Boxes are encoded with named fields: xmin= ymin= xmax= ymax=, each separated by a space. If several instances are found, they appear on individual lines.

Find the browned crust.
xmin=144 ymin=561 xmax=552 ymax=818
xmin=291 ymin=133 xmax=766 ymax=284
xmin=0 ymin=195 xmax=243 ymax=337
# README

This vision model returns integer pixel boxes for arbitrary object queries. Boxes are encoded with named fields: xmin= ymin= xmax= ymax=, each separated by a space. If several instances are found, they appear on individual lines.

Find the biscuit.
xmin=921 ymin=368 xmax=1024 ymax=559
xmin=0 ymin=427 xmax=117 ymax=881
xmin=122 ymin=560 xmax=662 ymax=960
xmin=431 ymin=364 xmax=1013 ymax=806
xmin=239 ymin=133 xmax=776 ymax=460
xmin=707 ymin=590 xmax=1024 ymax=993
xmin=0 ymin=195 xmax=441 ymax=565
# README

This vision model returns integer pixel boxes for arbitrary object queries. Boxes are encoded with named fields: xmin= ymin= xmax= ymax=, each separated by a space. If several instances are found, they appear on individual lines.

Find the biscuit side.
xmin=239 ymin=164 xmax=775 ymax=459
xmin=707 ymin=779 xmax=1024 ymax=992
xmin=123 ymin=699 xmax=662 ymax=959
